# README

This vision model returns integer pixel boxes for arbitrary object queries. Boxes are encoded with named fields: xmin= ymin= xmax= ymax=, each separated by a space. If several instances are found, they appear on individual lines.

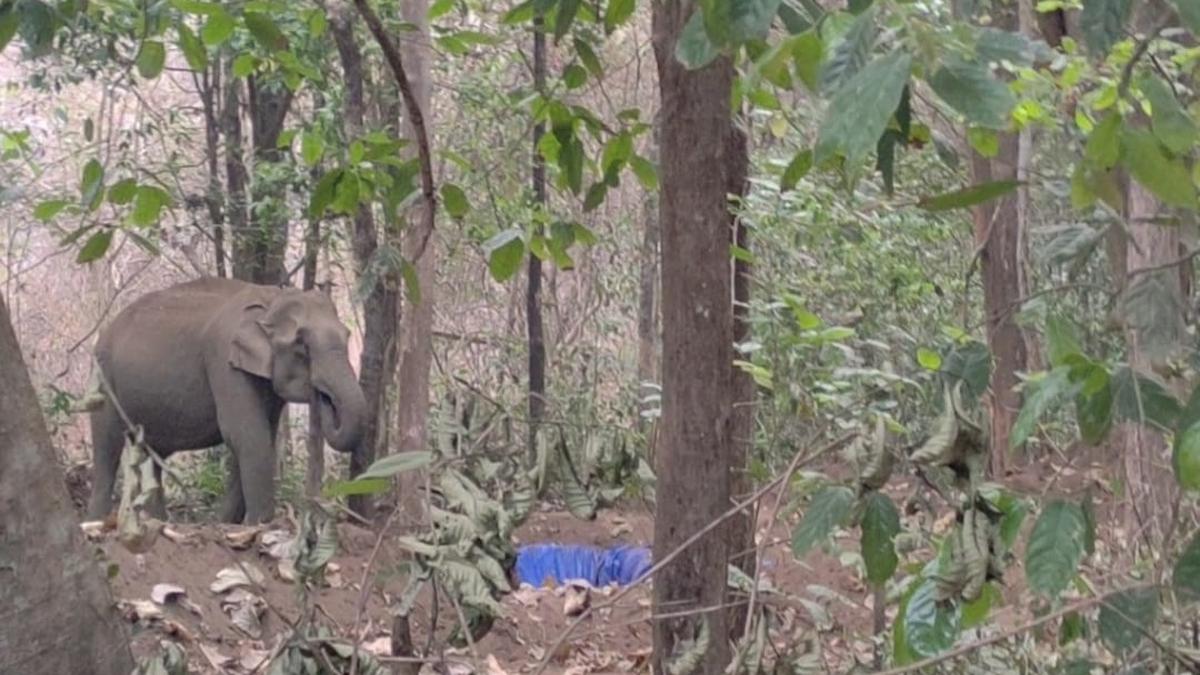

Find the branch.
xmin=352 ymin=0 xmax=437 ymax=263
xmin=1127 ymin=245 xmax=1200 ymax=280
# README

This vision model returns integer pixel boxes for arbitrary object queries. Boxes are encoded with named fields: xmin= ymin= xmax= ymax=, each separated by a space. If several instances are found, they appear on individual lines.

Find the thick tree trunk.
xmin=331 ymin=6 xmax=400 ymax=520
xmin=223 ymin=62 xmax=251 ymax=282
xmin=394 ymin=0 xmax=436 ymax=525
xmin=651 ymin=2 xmax=742 ymax=671
xmin=0 ymin=295 xmax=134 ymax=674
xmin=526 ymin=16 xmax=548 ymax=469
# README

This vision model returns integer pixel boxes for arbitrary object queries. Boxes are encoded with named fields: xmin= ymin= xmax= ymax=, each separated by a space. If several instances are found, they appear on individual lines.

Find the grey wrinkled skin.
xmin=86 ymin=277 xmax=366 ymax=524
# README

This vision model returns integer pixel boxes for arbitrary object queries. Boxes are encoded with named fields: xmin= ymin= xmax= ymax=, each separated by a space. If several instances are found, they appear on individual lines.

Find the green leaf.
xmin=1074 ymin=365 xmax=1113 ymax=445
xmin=630 ymin=155 xmax=658 ymax=191
xmin=108 ymin=178 xmax=137 ymax=205
xmin=1173 ymin=423 xmax=1200 ymax=491
xmin=0 ymin=5 xmax=19 ymax=53
xmin=1120 ymin=128 xmax=1196 ymax=209
xmin=820 ymin=7 xmax=876 ymax=93
xmin=780 ymin=149 xmax=812 ymax=192
xmin=790 ymin=485 xmax=855 ymax=557
xmin=1012 ymin=368 xmax=1076 ymax=448
xmin=860 ymin=492 xmax=900 ymax=585
xmin=33 ymin=199 xmax=70 ymax=222
xmin=583 ymin=182 xmax=607 ymax=212
xmin=814 ymin=51 xmax=911 ymax=167
xmin=136 ymin=41 xmax=166 ymax=79
xmin=916 ymin=347 xmax=942 ymax=371
xmin=1045 ymin=316 xmax=1082 ymax=367
xmin=562 ymin=63 xmax=587 ymax=89
xmin=1080 ymin=0 xmax=1131 ymax=56
xmin=177 ymin=22 xmax=208 ymax=71
xmin=130 ymin=185 xmax=171 ymax=226
xmin=558 ymin=136 xmax=584 ymax=194
xmin=1111 ymin=365 xmax=1181 ymax=430
xmin=1172 ymin=0 xmax=1200 ymax=34
xmin=324 ymin=477 xmax=391 ymax=498
xmin=574 ymin=38 xmax=604 ymax=78
xmin=300 ymin=130 xmax=324 ymax=167
xmin=975 ymin=27 xmax=1052 ymax=66
xmin=554 ymin=0 xmax=581 ymax=41
xmin=929 ymin=57 xmax=1015 ymax=129
xmin=604 ymin=0 xmax=635 ymax=32
xmin=967 ymin=127 xmax=999 ymax=158
xmin=1025 ymin=500 xmax=1089 ymax=598
xmin=917 ymin=180 xmax=1019 ymax=212
xmin=232 ymin=53 xmax=257 ymax=77
xmin=356 ymin=451 xmax=434 ymax=481
xmin=244 ymin=12 xmax=288 ymax=51
xmin=429 ymin=0 xmax=455 ymax=20
xmin=675 ymin=9 xmax=719 ymax=70
xmin=201 ymin=10 xmax=235 ymax=46
xmin=309 ymin=168 xmax=342 ymax=217
xmin=1173 ymin=531 xmax=1200 ymax=599
xmin=76 ymin=229 xmax=114 ymax=264
xmin=80 ymin=159 xmax=105 ymax=210
xmin=171 ymin=0 xmax=223 ymax=14
xmin=602 ymin=133 xmax=633 ymax=176
xmin=441 ymin=183 xmax=470 ymax=219
xmin=484 ymin=229 xmax=525 ymax=282
xmin=701 ymin=0 xmax=782 ymax=46
xmin=1099 ymin=588 xmax=1158 ymax=654
xmin=961 ymin=583 xmax=1001 ymax=629
xmin=1139 ymin=75 xmax=1197 ymax=154
xmin=903 ymin=578 xmax=961 ymax=658
xmin=791 ymin=30 xmax=823 ymax=92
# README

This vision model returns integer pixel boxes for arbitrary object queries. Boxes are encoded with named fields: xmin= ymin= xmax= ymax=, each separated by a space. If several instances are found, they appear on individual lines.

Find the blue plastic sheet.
xmin=515 ymin=544 xmax=651 ymax=587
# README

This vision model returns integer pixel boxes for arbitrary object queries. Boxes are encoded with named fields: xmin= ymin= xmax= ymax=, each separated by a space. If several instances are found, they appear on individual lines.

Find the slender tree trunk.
xmin=637 ymin=116 xmax=661 ymax=429
xmin=526 ymin=15 xmax=548 ymax=469
xmin=246 ymin=77 xmax=294 ymax=286
xmin=394 ymin=0 xmax=436 ymax=525
xmin=651 ymin=2 xmax=742 ymax=670
xmin=331 ymin=5 xmax=400 ymax=520
xmin=0 ymin=295 xmax=134 ymax=674
xmin=223 ymin=62 xmax=251 ymax=282
xmin=200 ymin=56 xmax=227 ymax=278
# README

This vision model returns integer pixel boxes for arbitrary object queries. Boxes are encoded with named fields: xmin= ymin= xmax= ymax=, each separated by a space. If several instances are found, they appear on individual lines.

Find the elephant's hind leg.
xmin=219 ymin=450 xmax=246 ymax=523
xmin=86 ymin=404 xmax=124 ymax=520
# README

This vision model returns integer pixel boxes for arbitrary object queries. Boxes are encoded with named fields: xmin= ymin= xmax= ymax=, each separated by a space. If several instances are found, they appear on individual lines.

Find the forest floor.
xmin=75 ymin=452 xmax=1108 ymax=674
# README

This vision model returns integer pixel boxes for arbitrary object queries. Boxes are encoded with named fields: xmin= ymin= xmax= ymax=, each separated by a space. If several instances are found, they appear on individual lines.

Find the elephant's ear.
xmin=229 ymin=304 xmax=272 ymax=379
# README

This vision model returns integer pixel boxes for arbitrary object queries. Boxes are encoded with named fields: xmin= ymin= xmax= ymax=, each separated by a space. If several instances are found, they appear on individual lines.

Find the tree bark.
xmin=223 ymin=61 xmax=251 ymax=282
xmin=199 ymin=56 xmax=227 ymax=278
xmin=394 ymin=0 xmax=436 ymax=526
xmin=526 ymin=13 xmax=548 ymax=469
xmin=330 ymin=5 xmax=400 ymax=520
xmin=0 ymin=295 xmax=134 ymax=674
xmin=637 ymin=115 xmax=661 ymax=429
xmin=651 ymin=2 xmax=742 ymax=671
xmin=243 ymin=76 xmax=295 ymax=286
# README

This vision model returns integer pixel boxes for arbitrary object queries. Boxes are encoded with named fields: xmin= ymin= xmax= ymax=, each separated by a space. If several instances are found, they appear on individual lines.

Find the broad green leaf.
xmin=1040 ymin=222 xmax=1104 ymax=266
xmin=0 ymin=5 xmax=19 ymax=53
xmin=790 ymin=485 xmax=855 ymax=557
xmin=929 ymin=57 xmax=1015 ymax=129
xmin=33 ymin=199 xmax=70 ymax=221
xmin=1073 ymin=364 xmax=1113 ymax=445
xmin=916 ymin=347 xmax=941 ymax=371
xmin=201 ymin=10 xmax=235 ymax=46
xmin=428 ymin=0 xmax=455 ymax=20
xmin=975 ymin=27 xmax=1052 ymax=66
xmin=324 ymin=477 xmax=390 ymax=497
xmin=554 ymin=0 xmax=581 ymax=41
xmin=1139 ymin=75 xmax=1197 ymax=154
xmin=903 ymin=578 xmax=961 ymax=658
xmin=1080 ymin=0 xmax=1131 ymax=56
xmin=1045 ymin=316 xmax=1082 ymax=367
xmin=232 ymin=53 xmax=257 ymax=77
xmin=1060 ymin=612 xmax=1089 ymax=646
xmin=961 ymin=583 xmax=1000 ymax=629
xmin=941 ymin=340 xmax=991 ymax=403
xmin=780 ymin=149 xmax=812 ymax=192
xmin=675 ymin=9 xmax=719 ymax=70
xmin=1173 ymin=423 xmax=1200 ymax=491
xmin=130 ymin=185 xmax=171 ymax=226
xmin=814 ymin=51 xmax=911 ymax=167
xmin=17 ymin=0 xmax=56 ymax=54
xmin=1099 ymin=588 xmax=1158 ymax=654
xmin=1012 ymin=368 xmax=1075 ymax=448
xmin=562 ymin=63 xmax=587 ymax=89
xmin=441 ymin=183 xmax=470 ymax=219
xmin=860 ymin=492 xmax=900 ymax=585
xmin=583 ymin=182 xmax=607 ymax=212
xmin=701 ymin=0 xmax=782 ymax=46
xmin=819 ymin=6 xmax=875 ymax=93
xmin=777 ymin=0 xmax=820 ymax=34
xmin=917 ymin=180 xmax=1019 ymax=212
xmin=630 ymin=155 xmax=658 ymax=191
xmin=484 ymin=229 xmax=525 ymax=282
xmin=1111 ymin=365 xmax=1181 ymax=430
xmin=300 ymin=130 xmax=324 ymax=167
xmin=558 ymin=136 xmax=584 ymax=194
xmin=1173 ymin=531 xmax=1200 ymax=599
xmin=1121 ymin=128 xmax=1196 ymax=209
xmin=244 ymin=12 xmax=288 ymax=51
xmin=108 ymin=178 xmax=137 ymax=205
xmin=1180 ymin=382 xmax=1200 ymax=434
xmin=136 ymin=41 xmax=166 ymax=79
xmin=171 ymin=0 xmax=223 ymax=14
xmin=1025 ymin=500 xmax=1089 ymax=598
xmin=791 ymin=30 xmax=823 ymax=91
xmin=1172 ymin=0 xmax=1200 ymax=34
xmin=604 ymin=0 xmax=635 ymax=32
xmin=967 ymin=128 xmax=999 ymax=158
xmin=574 ymin=38 xmax=603 ymax=78
xmin=77 ymin=229 xmax=114 ymax=264
xmin=309 ymin=168 xmax=342 ymax=217
xmin=80 ymin=159 xmax=105 ymax=209
xmin=356 ymin=451 xmax=434 ymax=481
xmin=601 ymin=133 xmax=633 ymax=175
xmin=177 ymin=22 xmax=207 ymax=71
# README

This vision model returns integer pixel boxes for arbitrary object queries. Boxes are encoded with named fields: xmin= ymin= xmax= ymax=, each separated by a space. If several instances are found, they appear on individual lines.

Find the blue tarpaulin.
xmin=515 ymin=544 xmax=651 ymax=587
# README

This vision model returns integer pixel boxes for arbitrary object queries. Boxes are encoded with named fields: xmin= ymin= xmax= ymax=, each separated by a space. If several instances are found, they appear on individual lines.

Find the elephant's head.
xmin=229 ymin=289 xmax=366 ymax=453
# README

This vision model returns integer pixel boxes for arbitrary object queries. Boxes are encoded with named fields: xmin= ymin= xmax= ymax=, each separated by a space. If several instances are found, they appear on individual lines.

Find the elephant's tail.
xmin=76 ymin=371 xmax=108 ymax=413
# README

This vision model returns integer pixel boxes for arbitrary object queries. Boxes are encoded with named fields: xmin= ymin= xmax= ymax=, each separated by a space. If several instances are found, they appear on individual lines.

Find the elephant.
xmin=86 ymin=277 xmax=367 ymax=524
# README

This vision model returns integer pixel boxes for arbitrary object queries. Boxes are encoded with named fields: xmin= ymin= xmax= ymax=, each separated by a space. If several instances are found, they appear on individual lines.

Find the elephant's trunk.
xmin=312 ymin=356 xmax=366 ymax=453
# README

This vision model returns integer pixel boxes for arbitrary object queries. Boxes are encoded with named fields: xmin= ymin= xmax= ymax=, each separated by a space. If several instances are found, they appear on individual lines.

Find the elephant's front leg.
xmin=215 ymin=380 xmax=278 ymax=524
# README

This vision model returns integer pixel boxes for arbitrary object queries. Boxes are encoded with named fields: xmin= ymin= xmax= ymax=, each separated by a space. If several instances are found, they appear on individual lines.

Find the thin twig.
xmin=349 ymin=502 xmax=401 ymax=675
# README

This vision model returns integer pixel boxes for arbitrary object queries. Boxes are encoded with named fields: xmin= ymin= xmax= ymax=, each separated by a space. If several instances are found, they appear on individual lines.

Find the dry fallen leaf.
xmin=151 ymin=583 xmax=187 ymax=605
xmin=562 ymin=583 xmax=591 ymax=617
xmin=160 ymin=618 xmax=196 ymax=642
xmin=210 ymin=563 xmax=266 ymax=593
xmin=161 ymin=526 xmax=190 ymax=544
xmin=259 ymin=529 xmax=294 ymax=559
xmin=485 ymin=654 xmax=509 ymax=675
xmin=80 ymin=520 xmax=108 ymax=540
xmin=361 ymin=636 xmax=392 ymax=656
xmin=220 ymin=589 xmax=265 ymax=639
xmin=117 ymin=599 xmax=164 ymax=622
xmin=197 ymin=643 xmax=234 ymax=669
xmin=237 ymin=647 xmax=271 ymax=672
xmin=511 ymin=585 xmax=541 ymax=608
xmin=224 ymin=526 xmax=263 ymax=550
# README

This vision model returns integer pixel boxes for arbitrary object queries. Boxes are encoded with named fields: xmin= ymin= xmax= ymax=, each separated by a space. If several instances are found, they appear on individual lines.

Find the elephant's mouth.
xmin=317 ymin=390 xmax=342 ymax=430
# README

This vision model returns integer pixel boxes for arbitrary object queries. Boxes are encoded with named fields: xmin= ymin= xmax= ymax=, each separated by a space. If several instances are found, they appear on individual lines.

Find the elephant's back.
xmin=97 ymin=278 xmax=252 ymax=350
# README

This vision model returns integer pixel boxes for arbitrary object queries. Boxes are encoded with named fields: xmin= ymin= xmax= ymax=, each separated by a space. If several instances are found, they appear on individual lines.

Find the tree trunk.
xmin=0 ymin=295 xmax=134 ymax=674
xmin=394 ymin=0 xmax=436 ymax=526
xmin=244 ymin=77 xmax=294 ymax=286
xmin=637 ymin=115 xmax=661 ymax=429
xmin=331 ymin=5 xmax=400 ymax=520
xmin=223 ymin=61 xmax=250 ymax=282
xmin=526 ymin=14 xmax=548 ymax=469
xmin=651 ymin=2 xmax=742 ymax=671
xmin=200 ymin=56 xmax=227 ymax=278
xmin=303 ymin=141 xmax=325 ymax=498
